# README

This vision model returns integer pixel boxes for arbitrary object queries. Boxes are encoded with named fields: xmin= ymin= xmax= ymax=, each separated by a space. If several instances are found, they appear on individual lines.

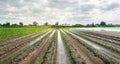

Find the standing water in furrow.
xmin=57 ymin=30 xmax=70 ymax=64
xmin=65 ymin=30 xmax=120 ymax=63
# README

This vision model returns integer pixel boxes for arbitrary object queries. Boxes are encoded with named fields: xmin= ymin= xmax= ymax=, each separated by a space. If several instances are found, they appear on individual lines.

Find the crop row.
xmin=63 ymin=29 xmax=120 ymax=64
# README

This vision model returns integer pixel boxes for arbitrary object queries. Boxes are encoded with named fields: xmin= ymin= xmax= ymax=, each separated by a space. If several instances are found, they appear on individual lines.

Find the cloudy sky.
xmin=0 ymin=0 xmax=120 ymax=25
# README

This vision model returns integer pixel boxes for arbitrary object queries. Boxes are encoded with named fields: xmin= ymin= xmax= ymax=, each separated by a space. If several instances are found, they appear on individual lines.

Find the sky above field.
xmin=0 ymin=0 xmax=120 ymax=25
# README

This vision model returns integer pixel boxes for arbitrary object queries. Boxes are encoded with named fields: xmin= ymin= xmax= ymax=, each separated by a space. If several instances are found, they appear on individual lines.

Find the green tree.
xmin=0 ymin=23 xmax=2 ymax=27
xmin=11 ymin=24 xmax=18 ymax=27
xmin=19 ymin=22 xmax=23 ymax=26
xmin=72 ymin=24 xmax=84 ymax=27
xmin=100 ymin=21 xmax=106 ymax=26
xmin=92 ymin=22 xmax=95 ymax=27
xmin=33 ymin=21 xmax=38 ymax=26
xmin=3 ymin=22 xmax=10 ymax=27
xmin=44 ymin=22 xmax=48 ymax=26
xmin=55 ymin=22 xmax=59 ymax=26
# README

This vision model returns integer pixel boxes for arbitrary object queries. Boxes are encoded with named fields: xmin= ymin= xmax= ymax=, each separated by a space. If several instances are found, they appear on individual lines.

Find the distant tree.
xmin=11 ymin=24 xmax=18 ymax=27
xmin=33 ymin=21 xmax=38 ymax=26
xmin=72 ymin=24 xmax=84 ymax=27
xmin=91 ymin=22 xmax=95 ymax=27
xmin=107 ymin=24 xmax=115 ymax=27
xmin=100 ymin=21 xmax=106 ymax=26
xmin=44 ymin=22 xmax=48 ymax=26
xmin=55 ymin=22 xmax=59 ymax=26
xmin=2 ymin=22 xmax=10 ymax=27
xmin=0 ymin=23 xmax=2 ymax=27
xmin=19 ymin=22 xmax=23 ymax=26
xmin=28 ymin=24 xmax=32 ymax=26
xmin=86 ymin=24 xmax=91 ymax=27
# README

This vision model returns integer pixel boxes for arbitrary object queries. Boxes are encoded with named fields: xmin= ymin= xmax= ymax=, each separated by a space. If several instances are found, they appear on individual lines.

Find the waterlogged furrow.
xmin=64 ymin=30 xmax=120 ymax=63
xmin=0 ymin=30 xmax=47 ymax=53
xmin=83 ymin=32 xmax=120 ymax=45
xmin=41 ymin=32 xmax=57 ymax=64
xmin=34 ymin=30 xmax=56 ymax=64
xmin=28 ymin=30 xmax=52 ymax=46
xmin=61 ymin=30 xmax=104 ymax=64
xmin=1 ymin=30 xmax=52 ymax=64
xmin=57 ymin=30 xmax=70 ymax=64
xmin=0 ymin=30 xmax=48 ymax=46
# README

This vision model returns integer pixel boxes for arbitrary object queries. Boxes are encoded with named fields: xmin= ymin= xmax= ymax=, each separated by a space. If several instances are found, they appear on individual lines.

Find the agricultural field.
xmin=0 ymin=27 xmax=120 ymax=64
xmin=0 ymin=26 xmax=49 ymax=40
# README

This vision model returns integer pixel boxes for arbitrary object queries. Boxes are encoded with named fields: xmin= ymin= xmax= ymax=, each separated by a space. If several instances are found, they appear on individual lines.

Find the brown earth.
xmin=41 ymin=32 xmax=57 ymax=64
xmin=61 ymin=31 xmax=105 ymax=64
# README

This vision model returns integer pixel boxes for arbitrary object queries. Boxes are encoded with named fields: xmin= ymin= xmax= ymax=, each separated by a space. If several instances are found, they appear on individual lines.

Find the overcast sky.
xmin=0 ymin=0 xmax=120 ymax=25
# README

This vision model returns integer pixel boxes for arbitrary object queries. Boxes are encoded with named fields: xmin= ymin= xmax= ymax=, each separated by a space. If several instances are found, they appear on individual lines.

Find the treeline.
xmin=72 ymin=21 xmax=120 ymax=27
xmin=0 ymin=21 xmax=120 ymax=27
xmin=0 ymin=21 xmax=50 ymax=27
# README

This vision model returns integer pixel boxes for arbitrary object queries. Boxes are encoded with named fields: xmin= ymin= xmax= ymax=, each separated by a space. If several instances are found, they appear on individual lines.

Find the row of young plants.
xmin=0 ymin=31 xmax=47 ymax=60
xmin=84 ymin=31 xmax=120 ymax=41
xmin=75 ymin=31 xmax=120 ymax=54
xmin=0 ymin=31 xmax=51 ymax=64
xmin=80 ymin=32 xmax=120 ymax=45
xmin=35 ymin=32 xmax=56 ymax=64
xmin=0 ymin=31 xmax=46 ymax=56
xmin=61 ymin=32 xmax=76 ymax=64
xmin=65 ymin=30 xmax=118 ymax=64
xmin=0 ymin=30 xmax=47 ymax=47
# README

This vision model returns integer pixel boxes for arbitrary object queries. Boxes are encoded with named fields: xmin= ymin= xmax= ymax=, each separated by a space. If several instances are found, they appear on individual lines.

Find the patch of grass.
xmin=0 ymin=60 xmax=3 ymax=64
xmin=0 ymin=26 xmax=49 ymax=40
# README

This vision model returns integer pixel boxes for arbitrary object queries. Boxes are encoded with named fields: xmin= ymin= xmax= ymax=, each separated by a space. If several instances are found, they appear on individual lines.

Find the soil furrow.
xmin=1 ymin=30 xmax=52 ymax=64
xmin=61 ymin=30 xmax=104 ymax=64
xmin=0 ymin=30 xmax=47 ymax=59
xmin=41 ymin=31 xmax=57 ymax=64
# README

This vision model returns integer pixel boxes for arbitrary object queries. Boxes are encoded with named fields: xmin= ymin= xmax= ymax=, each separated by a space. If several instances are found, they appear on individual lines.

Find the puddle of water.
xmin=70 ymin=27 xmax=120 ymax=32
xmin=1 ymin=30 xmax=48 ymax=45
xmin=28 ymin=30 xmax=52 ymax=46
xmin=2 ymin=30 xmax=53 ymax=63
xmin=64 ymin=30 xmax=120 ymax=61
xmin=83 ymin=33 xmax=120 ymax=45
xmin=66 ymin=30 xmax=101 ymax=50
xmin=50 ymin=30 xmax=55 ymax=37
xmin=57 ymin=30 xmax=68 ymax=64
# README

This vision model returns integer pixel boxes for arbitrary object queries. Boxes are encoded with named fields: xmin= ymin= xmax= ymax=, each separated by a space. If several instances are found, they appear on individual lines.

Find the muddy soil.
xmin=17 ymin=31 xmax=54 ymax=64
xmin=61 ymin=30 xmax=104 ymax=64
xmin=65 ymin=30 xmax=120 ymax=63
xmin=1 ymin=30 xmax=52 ymax=64
xmin=41 ymin=31 xmax=57 ymax=64
xmin=0 ymin=30 xmax=47 ymax=60
xmin=77 ymin=30 xmax=120 ymax=38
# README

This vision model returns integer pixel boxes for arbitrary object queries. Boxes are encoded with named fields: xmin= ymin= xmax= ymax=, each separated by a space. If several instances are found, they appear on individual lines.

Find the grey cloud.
xmin=79 ymin=4 xmax=95 ymax=11
xmin=80 ymin=0 xmax=90 ymax=2
xmin=71 ymin=4 xmax=95 ymax=13
xmin=47 ymin=0 xmax=78 ymax=9
xmin=0 ymin=0 xmax=25 ymax=8
xmin=0 ymin=0 xmax=120 ymax=24
xmin=101 ymin=3 xmax=120 ymax=10
xmin=68 ymin=15 xmax=92 ymax=21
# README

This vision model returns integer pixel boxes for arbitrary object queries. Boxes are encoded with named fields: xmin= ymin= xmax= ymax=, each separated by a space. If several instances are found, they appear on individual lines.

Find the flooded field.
xmin=57 ymin=31 xmax=70 ymax=64
xmin=71 ymin=27 xmax=120 ymax=32
xmin=0 ymin=28 xmax=120 ymax=64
